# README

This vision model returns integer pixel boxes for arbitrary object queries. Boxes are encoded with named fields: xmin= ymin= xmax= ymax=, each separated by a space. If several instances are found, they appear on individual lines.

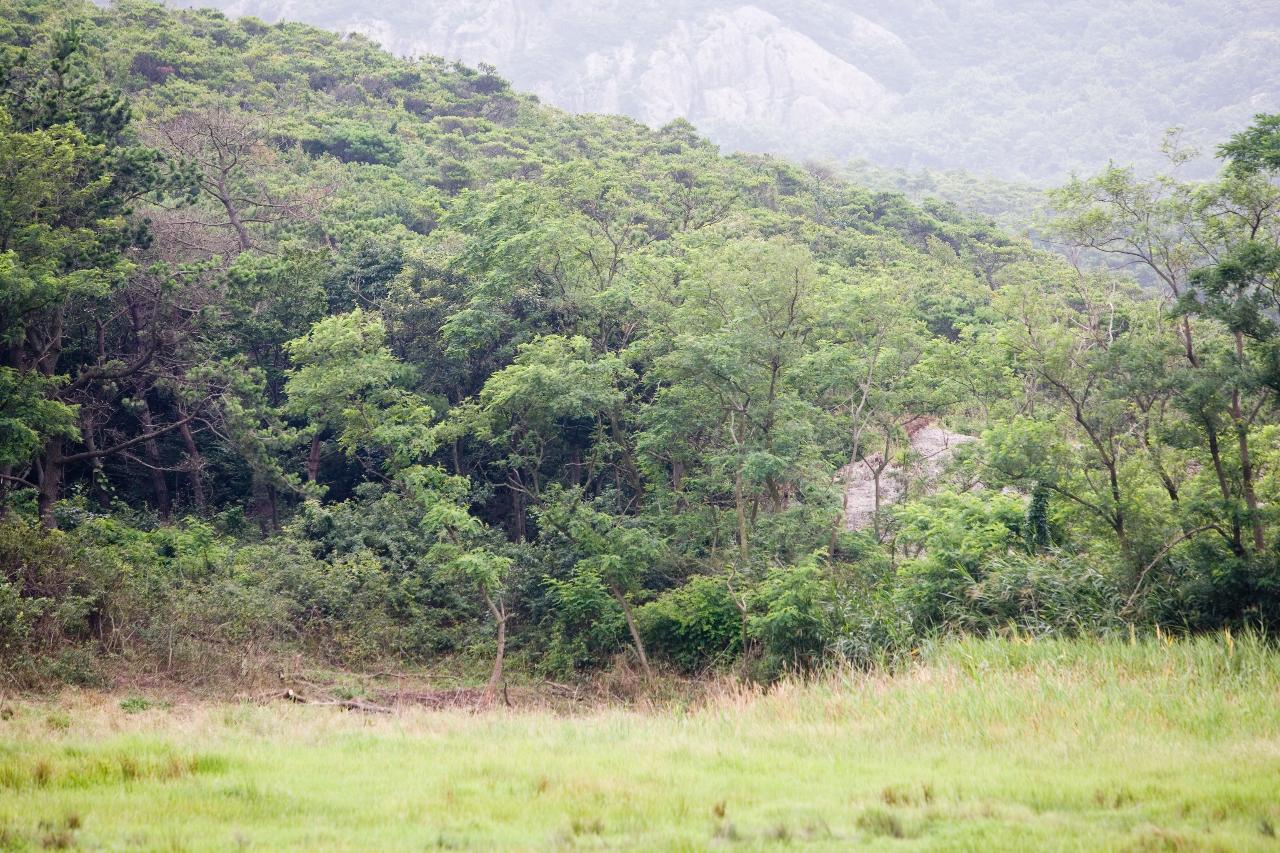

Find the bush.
xmin=892 ymin=490 xmax=1028 ymax=629
xmin=227 ymin=541 xmax=403 ymax=664
xmin=829 ymin=589 xmax=913 ymax=670
xmin=0 ymin=578 xmax=30 ymax=649
xmin=541 ymin=563 xmax=626 ymax=674
xmin=0 ymin=519 xmax=108 ymax=656
xmin=293 ymin=489 xmax=484 ymax=656
xmin=637 ymin=575 xmax=743 ymax=673
xmin=899 ymin=551 xmax=1125 ymax=637
xmin=748 ymin=555 xmax=844 ymax=677
xmin=300 ymin=120 xmax=402 ymax=165
xmin=1144 ymin=547 xmax=1280 ymax=631
xmin=0 ymin=509 xmax=437 ymax=682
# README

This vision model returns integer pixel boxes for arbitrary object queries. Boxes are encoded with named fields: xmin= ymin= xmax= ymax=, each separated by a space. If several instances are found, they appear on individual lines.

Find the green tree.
xmin=643 ymin=237 xmax=829 ymax=567
xmin=1180 ymin=113 xmax=1280 ymax=554
xmin=0 ymin=28 xmax=174 ymax=525
xmin=284 ymin=308 xmax=432 ymax=483
xmin=536 ymin=490 xmax=661 ymax=678
xmin=1051 ymin=159 xmax=1275 ymax=560
xmin=469 ymin=334 xmax=632 ymax=539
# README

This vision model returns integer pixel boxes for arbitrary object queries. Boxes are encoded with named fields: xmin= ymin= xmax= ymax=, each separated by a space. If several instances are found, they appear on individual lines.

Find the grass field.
xmin=1 ymin=634 xmax=1278 ymax=851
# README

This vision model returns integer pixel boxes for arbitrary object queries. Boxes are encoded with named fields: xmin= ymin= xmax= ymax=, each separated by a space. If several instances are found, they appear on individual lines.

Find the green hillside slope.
xmin=1 ymin=0 xmax=1278 ymax=688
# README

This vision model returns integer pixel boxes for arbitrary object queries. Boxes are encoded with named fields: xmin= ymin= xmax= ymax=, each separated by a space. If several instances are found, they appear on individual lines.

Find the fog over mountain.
xmin=168 ymin=0 xmax=1279 ymax=182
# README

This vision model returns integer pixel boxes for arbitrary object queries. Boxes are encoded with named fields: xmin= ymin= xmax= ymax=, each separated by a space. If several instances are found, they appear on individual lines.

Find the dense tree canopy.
xmin=1 ymin=0 xmax=1277 ymax=688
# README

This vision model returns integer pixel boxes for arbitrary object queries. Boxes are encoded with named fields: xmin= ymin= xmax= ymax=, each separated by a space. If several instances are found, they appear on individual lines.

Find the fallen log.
xmin=312 ymin=697 xmax=393 ymax=714
xmin=373 ymin=687 xmax=488 ymax=710
xmin=269 ymin=688 xmax=392 ymax=713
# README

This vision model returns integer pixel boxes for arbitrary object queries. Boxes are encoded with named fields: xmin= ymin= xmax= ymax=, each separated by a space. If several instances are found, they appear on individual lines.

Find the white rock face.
xmin=840 ymin=417 xmax=975 ymax=532
xmin=200 ymin=0 xmax=896 ymax=148
xmin=613 ymin=6 xmax=890 ymax=128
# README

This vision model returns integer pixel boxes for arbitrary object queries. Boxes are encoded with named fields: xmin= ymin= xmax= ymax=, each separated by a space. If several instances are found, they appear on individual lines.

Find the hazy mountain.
xmin=166 ymin=0 xmax=1279 ymax=181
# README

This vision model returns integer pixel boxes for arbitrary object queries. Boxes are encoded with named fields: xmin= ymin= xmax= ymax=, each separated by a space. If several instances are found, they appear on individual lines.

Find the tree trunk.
xmin=251 ymin=474 xmax=279 ymax=534
xmin=765 ymin=475 xmax=782 ymax=513
xmin=80 ymin=421 xmax=111 ymax=510
xmin=137 ymin=401 xmax=171 ymax=521
xmin=568 ymin=447 xmax=582 ymax=487
xmin=216 ymin=174 xmax=254 ymax=252
xmin=1233 ymin=332 xmax=1266 ymax=555
xmin=177 ymin=417 xmax=207 ymax=513
xmin=266 ymin=483 xmax=279 ymax=531
xmin=1234 ymin=413 xmax=1265 ymax=554
xmin=0 ymin=464 xmax=12 ymax=518
xmin=305 ymin=433 xmax=322 ymax=484
xmin=37 ymin=439 xmax=64 ymax=528
xmin=608 ymin=411 xmax=643 ymax=497
xmin=733 ymin=467 xmax=750 ymax=565
xmin=1233 ymin=422 xmax=1264 ymax=550
xmin=1203 ymin=418 xmax=1244 ymax=555
xmin=830 ymin=477 xmax=851 ymax=558
xmin=511 ymin=487 xmax=526 ymax=542
xmin=482 ymin=595 xmax=507 ymax=705
xmin=1106 ymin=459 xmax=1125 ymax=552
xmin=1141 ymin=423 xmax=1180 ymax=505
xmin=1185 ymin=323 xmax=1245 ymax=554
xmin=611 ymin=584 xmax=652 ymax=680
xmin=869 ymin=453 xmax=892 ymax=542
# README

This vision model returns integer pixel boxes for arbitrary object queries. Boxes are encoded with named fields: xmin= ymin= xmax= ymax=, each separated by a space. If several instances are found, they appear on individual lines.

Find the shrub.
xmin=892 ymin=490 xmax=1027 ymax=629
xmin=829 ymin=589 xmax=914 ymax=670
xmin=637 ymin=575 xmax=743 ymax=673
xmin=292 ymin=489 xmax=483 ymax=657
xmin=119 ymin=696 xmax=171 ymax=714
xmin=300 ymin=120 xmax=402 ymax=165
xmin=0 ymin=519 xmax=107 ymax=653
xmin=958 ymin=552 xmax=1124 ymax=635
xmin=1144 ymin=546 xmax=1280 ymax=631
xmin=897 ymin=551 xmax=1125 ymax=637
xmin=748 ymin=554 xmax=843 ymax=677
xmin=541 ymin=563 xmax=626 ymax=674
xmin=0 ymin=511 xmax=425 ymax=681
xmin=227 ymin=541 xmax=403 ymax=664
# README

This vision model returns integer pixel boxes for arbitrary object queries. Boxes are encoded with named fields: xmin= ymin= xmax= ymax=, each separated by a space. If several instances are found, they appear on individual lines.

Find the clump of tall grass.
xmin=0 ymin=742 xmax=224 ymax=791
xmin=698 ymin=630 xmax=1279 ymax=749
xmin=927 ymin=627 xmax=1277 ymax=686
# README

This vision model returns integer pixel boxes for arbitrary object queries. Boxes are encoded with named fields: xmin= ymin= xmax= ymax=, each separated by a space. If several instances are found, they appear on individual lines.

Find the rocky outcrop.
xmin=562 ymin=6 xmax=894 ymax=131
xmin=840 ymin=417 xmax=974 ymax=532
xmin=188 ymin=1 xmax=900 ymax=154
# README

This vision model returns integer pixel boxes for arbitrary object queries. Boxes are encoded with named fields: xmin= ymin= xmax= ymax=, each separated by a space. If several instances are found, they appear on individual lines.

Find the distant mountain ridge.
xmin=171 ymin=0 xmax=1280 ymax=182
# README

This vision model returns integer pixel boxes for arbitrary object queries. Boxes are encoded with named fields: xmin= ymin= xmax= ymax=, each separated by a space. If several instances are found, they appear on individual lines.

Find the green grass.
xmin=2 ymin=634 xmax=1278 ymax=850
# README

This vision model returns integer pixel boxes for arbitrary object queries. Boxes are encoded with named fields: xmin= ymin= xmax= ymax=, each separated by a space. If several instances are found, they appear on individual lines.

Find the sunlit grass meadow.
xmin=2 ymin=634 xmax=1278 ymax=850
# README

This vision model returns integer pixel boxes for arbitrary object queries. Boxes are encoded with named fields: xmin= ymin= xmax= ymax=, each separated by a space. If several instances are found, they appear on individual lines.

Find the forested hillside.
xmin=2 ymin=0 xmax=1279 ymax=690
xmin=171 ymin=0 xmax=1280 ymax=182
